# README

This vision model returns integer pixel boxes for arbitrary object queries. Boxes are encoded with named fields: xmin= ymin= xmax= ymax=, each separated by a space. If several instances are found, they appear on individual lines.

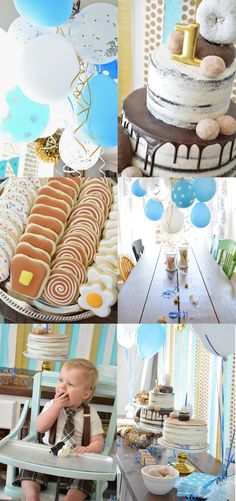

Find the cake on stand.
xmin=158 ymin=437 xmax=208 ymax=475
xmin=23 ymin=326 xmax=69 ymax=370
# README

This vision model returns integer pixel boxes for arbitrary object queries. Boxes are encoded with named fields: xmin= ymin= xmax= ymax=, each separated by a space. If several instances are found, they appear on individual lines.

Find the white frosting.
xmin=149 ymin=392 xmax=174 ymax=408
xmin=27 ymin=334 xmax=68 ymax=358
xmin=147 ymin=45 xmax=236 ymax=129
xmin=163 ymin=418 xmax=208 ymax=450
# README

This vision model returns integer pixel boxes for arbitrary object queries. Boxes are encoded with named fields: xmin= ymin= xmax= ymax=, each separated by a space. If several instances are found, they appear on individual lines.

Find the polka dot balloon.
xmin=171 ymin=180 xmax=196 ymax=208
xmin=0 ymin=86 xmax=49 ymax=143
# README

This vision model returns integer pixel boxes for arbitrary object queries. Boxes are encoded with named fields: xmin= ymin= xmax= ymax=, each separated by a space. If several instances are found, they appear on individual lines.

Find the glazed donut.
xmin=196 ymin=0 xmax=236 ymax=44
xmin=43 ymin=269 xmax=80 ymax=306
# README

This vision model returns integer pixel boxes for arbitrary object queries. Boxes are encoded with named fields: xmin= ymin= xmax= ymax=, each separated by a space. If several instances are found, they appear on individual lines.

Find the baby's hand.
xmin=74 ymin=446 xmax=89 ymax=454
xmin=53 ymin=391 xmax=69 ymax=410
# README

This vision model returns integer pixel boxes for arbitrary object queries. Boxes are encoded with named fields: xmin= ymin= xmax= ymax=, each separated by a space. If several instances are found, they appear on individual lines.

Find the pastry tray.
xmin=0 ymin=282 xmax=95 ymax=322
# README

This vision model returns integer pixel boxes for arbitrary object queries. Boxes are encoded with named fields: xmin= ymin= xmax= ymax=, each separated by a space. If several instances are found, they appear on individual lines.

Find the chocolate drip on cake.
xmin=122 ymin=88 xmax=236 ymax=175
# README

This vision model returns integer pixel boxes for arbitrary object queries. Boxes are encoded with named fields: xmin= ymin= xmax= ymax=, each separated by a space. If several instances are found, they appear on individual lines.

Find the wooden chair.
xmin=216 ymin=239 xmax=236 ymax=280
xmin=0 ymin=371 xmax=116 ymax=501
xmin=132 ymin=239 xmax=144 ymax=262
xmin=118 ymin=255 xmax=135 ymax=283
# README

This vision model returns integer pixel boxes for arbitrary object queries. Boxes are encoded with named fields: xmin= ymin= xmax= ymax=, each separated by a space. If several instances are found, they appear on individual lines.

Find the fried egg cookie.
xmin=78 ymin=281 xmax=117 ymax=318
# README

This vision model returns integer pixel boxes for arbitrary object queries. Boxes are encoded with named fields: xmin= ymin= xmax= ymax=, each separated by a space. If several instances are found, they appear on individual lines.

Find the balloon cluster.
xmin=117 ymin=324 xmax=167 ymax=359
xmin=0 ymin=1 xmax=118 ymax=171
xmin=131 ymin=178 xmax=217 ymax=232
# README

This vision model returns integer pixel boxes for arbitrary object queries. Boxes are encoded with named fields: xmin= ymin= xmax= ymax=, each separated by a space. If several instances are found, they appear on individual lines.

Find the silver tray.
xmin=0 ymin=285 xmax=95 ymax=322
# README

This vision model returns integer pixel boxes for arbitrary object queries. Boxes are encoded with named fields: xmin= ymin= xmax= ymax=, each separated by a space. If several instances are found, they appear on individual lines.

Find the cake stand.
xmin=158 ymin=437 xmax=208 ymax=475
xmin=23 ymin=352 xmax=68 ymax=371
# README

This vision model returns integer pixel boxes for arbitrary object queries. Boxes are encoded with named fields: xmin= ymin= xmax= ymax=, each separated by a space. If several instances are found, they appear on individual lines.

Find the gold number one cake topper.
xmin=171 ymin=0 xmax=202 ymax=67
xmin=171 ymin=23 xmax=201 ymax=67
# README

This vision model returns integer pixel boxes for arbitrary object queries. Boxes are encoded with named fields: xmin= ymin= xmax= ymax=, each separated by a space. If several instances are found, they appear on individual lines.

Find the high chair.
xmin=0 ymin=371 xmax=117 ymax=501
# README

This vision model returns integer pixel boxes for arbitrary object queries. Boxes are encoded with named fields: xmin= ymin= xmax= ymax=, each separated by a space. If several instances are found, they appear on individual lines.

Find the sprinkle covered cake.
xmin=122 ymin=0 xmax=236 ymax=177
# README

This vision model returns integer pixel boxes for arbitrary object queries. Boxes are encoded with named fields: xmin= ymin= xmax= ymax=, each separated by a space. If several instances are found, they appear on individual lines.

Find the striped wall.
xmin=157 ymin=325 xmax=235 ymax=461
xmin=0 ymin=324 xmax=117 ymax=371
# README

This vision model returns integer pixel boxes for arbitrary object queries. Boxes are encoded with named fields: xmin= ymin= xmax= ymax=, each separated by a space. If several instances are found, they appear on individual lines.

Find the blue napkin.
xmin=176 ymin=472 xmax=217 ymax=498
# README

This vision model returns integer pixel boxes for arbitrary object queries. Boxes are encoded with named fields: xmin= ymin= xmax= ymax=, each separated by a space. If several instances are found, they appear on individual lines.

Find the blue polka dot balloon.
xmin=0 ymin=86 xmax=49 ymax=143
xmin=172 ymin=180 xmax=196 ymax=208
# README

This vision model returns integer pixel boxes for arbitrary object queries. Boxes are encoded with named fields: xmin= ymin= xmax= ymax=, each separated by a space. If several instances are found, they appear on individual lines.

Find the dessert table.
xmin=117 ymin=437 xmax=222 ymax=501
xmin=118 ymin=244 xmax=236 ymax=324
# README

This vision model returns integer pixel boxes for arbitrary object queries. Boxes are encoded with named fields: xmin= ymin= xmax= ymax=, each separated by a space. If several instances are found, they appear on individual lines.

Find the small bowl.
xmin=141 ymin=465 xmax=179 ymax=495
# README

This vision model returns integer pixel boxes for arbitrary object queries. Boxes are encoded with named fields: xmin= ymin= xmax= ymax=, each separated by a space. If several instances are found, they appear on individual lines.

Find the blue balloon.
xmin=131 ymin=180 xmax=147 ymax=197
xmin=172 ymin=180 xmax=196 ymax=208
xmin=13 ymin=0 xmax=73 ymax=26
xmin=79 ymin=74 xmax=118 ymax=147
xmin=191 ymin=202 xmax=211 ymax=228
xmin=144 ymin=199 xmax=164 ymax=221
xmin=193 ymin=178 xmax=217 ymax=202
xmin=96 ymin=60 xmax=118 ymax=80
xmin=136 ymin=324 xmax=166 ymax=360
xmin=0 ymin=86 xmax=49 ymax=143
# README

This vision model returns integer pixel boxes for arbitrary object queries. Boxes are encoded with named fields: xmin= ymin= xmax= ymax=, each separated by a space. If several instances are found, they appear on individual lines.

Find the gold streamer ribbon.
xmin=118 ymin=0 xmax=132 ymax=114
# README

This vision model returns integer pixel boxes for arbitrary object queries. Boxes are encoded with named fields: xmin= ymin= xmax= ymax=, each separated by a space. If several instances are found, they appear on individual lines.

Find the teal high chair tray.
xmin=0 ymin=370 xmax=117 ymax=501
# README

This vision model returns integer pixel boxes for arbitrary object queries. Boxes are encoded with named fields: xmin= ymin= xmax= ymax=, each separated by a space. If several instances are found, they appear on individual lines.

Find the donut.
xmin=53 ymin=243 xmax=88 ymax=267
xmin=0 ymin=236 xmax=14 ymax=260
xmin=196 ymin=0 xmax=236 ymax=44
xmin=51 ymin=257 xmax=87 ymax=284
xmin=15 ymin=242 xmax=51 ymax=265
xmin=4 ymin=189 xmax=32 ymax=211
xmin=30 ymin=204 xmax=68 ymax=224
xmin=34 ymin=195 xmax=71 ymax=216
xmin=10 ymin=254 xmax=50 ymax=299
xmin=20 ymin=233 xmax=56 ymax=256
xmin=42 ymin=269 xmax=80 ymax=306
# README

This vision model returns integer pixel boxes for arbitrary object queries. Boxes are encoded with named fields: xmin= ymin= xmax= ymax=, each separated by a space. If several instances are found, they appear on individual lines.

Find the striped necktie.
xmin=61 ymin=408 xmax=80 ymax=447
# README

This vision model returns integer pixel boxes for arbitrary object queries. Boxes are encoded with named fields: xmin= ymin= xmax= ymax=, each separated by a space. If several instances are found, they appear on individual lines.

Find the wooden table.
xmin=118 ymin=245 xmax=236 ymax=323
xmin=117 ymin=437 xmax=222 ymax=501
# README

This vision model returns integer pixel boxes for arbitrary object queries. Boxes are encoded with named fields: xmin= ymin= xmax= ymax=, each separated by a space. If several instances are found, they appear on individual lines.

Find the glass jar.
xmin=178 ymin=245 xmax=189 ymax=269
xmin=165 ymin=250 xmax=177 ymax=272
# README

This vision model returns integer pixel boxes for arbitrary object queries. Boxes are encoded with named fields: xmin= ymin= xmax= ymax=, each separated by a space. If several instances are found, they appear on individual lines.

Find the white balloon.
xmin=59 ymin=128 xmax=101 ymax=171
xmin=191 ymin=324 xmax=235 ymax=358
xmin=18 ymin=34 xmax=79 ymax=104
xmin=8 ymin=17 xmax=55 ymax=46
xmin=70 ymin=3 xmax=118 ymax=64
xmin=0 ymin=28 xmax=22 ymax=94
xmin=162 ymin=204 xmax=184 ymax=234
xmin=117 ymin=325 xmax=136 ymax=349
